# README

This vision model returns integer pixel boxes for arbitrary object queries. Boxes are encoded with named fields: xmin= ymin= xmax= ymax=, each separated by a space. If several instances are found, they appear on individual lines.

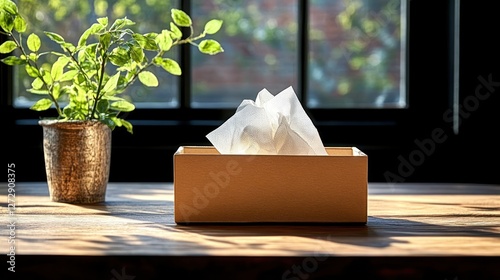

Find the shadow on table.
xmin=167 ymin=215 xmax=500 ymax=250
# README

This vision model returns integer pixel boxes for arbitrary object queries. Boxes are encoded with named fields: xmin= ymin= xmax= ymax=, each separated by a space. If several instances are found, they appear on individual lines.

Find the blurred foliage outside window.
xmin=11 ymin=0 xmax=405 ymax=109
xmin=308 ymin=0 xmax=405 ymax=108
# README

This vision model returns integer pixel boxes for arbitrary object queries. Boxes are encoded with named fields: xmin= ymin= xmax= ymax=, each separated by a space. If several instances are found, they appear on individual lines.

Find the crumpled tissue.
xmin=206 ymin=86 xmax=328 ymax=155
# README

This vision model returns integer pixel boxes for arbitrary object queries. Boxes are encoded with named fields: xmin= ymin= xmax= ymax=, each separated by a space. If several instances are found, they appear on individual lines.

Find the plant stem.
xmin=9 ymin=33 xmax=64 ymax=117
xmin=89 ymin=50 xmax=108 ymax=119
xmin=63 ymin=47 xmax=95 ymax=97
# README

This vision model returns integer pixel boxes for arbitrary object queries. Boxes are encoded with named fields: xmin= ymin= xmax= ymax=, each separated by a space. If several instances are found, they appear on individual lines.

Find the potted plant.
xmin=0 ymin=0 xmax=223 ymax=203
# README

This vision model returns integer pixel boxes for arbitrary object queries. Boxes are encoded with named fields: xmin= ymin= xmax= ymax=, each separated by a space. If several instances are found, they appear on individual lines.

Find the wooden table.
xmin=1 ymin=182 xmax=499 ymax=279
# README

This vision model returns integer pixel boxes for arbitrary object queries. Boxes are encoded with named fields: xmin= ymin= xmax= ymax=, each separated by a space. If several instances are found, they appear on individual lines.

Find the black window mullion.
xmin=448 ymin=0 xmax=460 ymax=135
xmin=298 ymin=0 xmax=308 ymax=106
xmin=179 ymin=0 xmax=192 ymax=112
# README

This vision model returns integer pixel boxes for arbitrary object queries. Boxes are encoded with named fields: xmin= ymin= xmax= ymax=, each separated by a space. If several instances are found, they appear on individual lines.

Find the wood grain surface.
xmin=1 ymin=182 xmax=499 ymax=257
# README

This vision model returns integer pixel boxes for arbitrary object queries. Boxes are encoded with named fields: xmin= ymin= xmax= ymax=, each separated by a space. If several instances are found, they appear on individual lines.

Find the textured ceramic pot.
xmin=39 ymin=120 xmax=111 ymax=204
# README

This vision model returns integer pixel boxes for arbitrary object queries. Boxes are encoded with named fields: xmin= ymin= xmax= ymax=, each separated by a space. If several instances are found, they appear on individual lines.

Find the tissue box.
xmin=173 ymin=146 xmax=368 ymax=224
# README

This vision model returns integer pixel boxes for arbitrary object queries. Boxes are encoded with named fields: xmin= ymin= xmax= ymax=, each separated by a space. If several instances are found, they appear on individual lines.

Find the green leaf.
xmin=59 ymin=85 xmax=73 ymax=98
xmin=78 ymin=23 xmax=103 ymax=47
xmin=0 ymin=10 xmax=15 ymax=33
xmin=99 ymin=33 xmax=111 ymax=50
xmin=59 ymin=69 xmax=78 ymax=82
xmin=25 ymin=64 xmax=39 ymax=77
xmin=155 ymin=30 xmax=172 ymax=52
xmin=28 ymin=52 xmax=37 ymax=61
xmin=110 ymin=100 xmax=135 ymax=112
xmin=44 ymin=31 xmax=65 ymax=44
xmin=109 ymin=116 xmax=122 ymax=126
xmin=120 ymin=119 xmax=133 ymax=134
xmin=0 ymin=40 xmax=17 ymax=53
xmin=136 ymin=33 xmax=158 ymax=51
xmin=198 ymin=39 xmax=224 ymax=55
xmin=170 ymin=22 xmax=182 ymax=39
xmin=1 ymin=55 xmax=25 ymax=65
xmin=109 ymin=47 xmax=130 ymax=66
xmin=100 ymin=117 xmax=116 ymax=130
xmin=51 ymin=57 xmax=69 ymax=81
xmin=117 ymin=75 xmax=129 ymax=91
xmin=138 ymin=71 xmax=158 ymax=87
xmin=153 ymin=57 xmax=181 ymax=76
xmin=96 ymin=99 xmax=110 ymax=113
xmin=13 ymin=14 xmax=26 ymax=33
xmin=61 ymin=42 xmax=76 ymax=53
xmin=81 ymin=43 xmax=98 ymax=63
xmin=204 ymin=19 xmax=223 ymax=35
xmin=171 ymin=9 xmax=192 ymax=27
xmin=30 ymin=98 xmax=52 ymax=111
xmin=100 ymin=95 xmax=122 ymax=101
xmin=63 ymin=103 xmax=87 ymax=120
xmin=130 ymin=45 xmax=144 ymax=63
xmin=62 ymin=106 xmax=73 ymax=118
xmin=41 ymin=69 xmax=53 ymax=84
xmin=97 ymin=17 xmax=108 ymax=27
xmin=110 ymin=17 xmax=135 ymax=30
xmin=27 ymin=89 xmax=49 ymax=95
xmin=31 ymin=77 xmax=44 ymax=90
xmin=71 ymin=84 xmax=88 ymax=103
xmin=102 ymin=72 xmax=120 ymax=94
xmin=2 ymin=0 xmax=18 ymax=14
xmin=51 ymin=82 xmax=61 ymax=99
xmin=132 ymin=34 xmax=147 ymax=48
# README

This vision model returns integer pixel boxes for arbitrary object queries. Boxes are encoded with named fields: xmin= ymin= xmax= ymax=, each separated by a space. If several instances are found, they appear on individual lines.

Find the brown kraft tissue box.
xmin=173 ymin=146 xmax=368 ymax=224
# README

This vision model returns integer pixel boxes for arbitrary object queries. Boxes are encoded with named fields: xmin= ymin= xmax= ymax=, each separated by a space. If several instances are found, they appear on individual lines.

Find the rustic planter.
xmin=39 ymin=120 xmax=111 ymax=204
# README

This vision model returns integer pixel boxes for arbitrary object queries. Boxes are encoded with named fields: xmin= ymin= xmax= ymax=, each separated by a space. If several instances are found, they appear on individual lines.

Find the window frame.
xmin=2 ymin=0 xmax=460 ymax=183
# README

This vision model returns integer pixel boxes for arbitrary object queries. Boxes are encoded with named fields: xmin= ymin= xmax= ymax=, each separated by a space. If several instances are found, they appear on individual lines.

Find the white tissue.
xmin=206 ymin=86 xmax=328 ymax=155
